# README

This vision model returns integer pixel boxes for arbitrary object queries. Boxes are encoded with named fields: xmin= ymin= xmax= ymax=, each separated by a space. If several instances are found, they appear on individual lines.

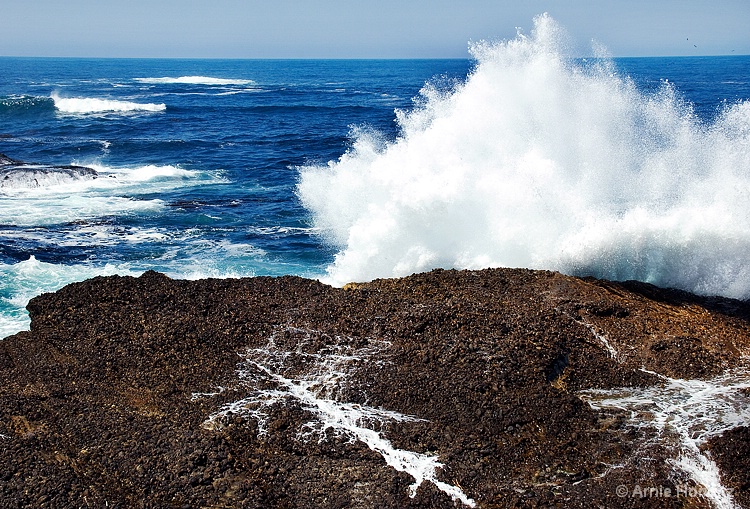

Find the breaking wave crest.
xmin=297 ymin=13 xmax=750 ymax=298
xmin=134 ymin=76 xmax=255 ymax=86
xmin=51 ymin=93 xmax=166 ymax=114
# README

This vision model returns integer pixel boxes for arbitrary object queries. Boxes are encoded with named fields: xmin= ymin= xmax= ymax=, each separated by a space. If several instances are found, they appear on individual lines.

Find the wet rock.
xmin=707 ymin=427 xmax=750 ymax=508
xmin=0 ymin=268 xmax=749 ymax=507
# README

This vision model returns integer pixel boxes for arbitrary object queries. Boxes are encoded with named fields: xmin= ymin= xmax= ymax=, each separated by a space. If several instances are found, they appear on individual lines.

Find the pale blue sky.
xmin=2 ymin=0 xmax=748 ymax=58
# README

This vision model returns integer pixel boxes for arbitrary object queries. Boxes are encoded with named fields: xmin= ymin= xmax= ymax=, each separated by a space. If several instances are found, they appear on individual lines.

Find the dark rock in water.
xmin=0 ymin=153 xmax=19 ymax=166
xmin=0 ymin=152 xmax=97 ymax=189
xmin=1 ymin=268 xmax=749 ymax=508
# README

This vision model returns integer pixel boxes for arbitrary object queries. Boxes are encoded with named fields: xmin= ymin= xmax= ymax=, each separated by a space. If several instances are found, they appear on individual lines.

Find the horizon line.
xmin=1 ymin=53 xmax=748 ymax=61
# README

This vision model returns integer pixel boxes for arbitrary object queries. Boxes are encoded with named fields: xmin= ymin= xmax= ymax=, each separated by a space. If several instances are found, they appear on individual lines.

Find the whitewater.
xmin=51 ymin=92 xmax=166 ymax=114
xmin=298 ymin=13 xmax=750 ymax=298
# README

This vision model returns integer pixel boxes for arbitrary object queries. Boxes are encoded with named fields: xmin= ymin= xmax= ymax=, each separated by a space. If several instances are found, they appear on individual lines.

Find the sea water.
xmin=1 ymin=13 xmax=749 ymax=338
xmin=0 ymin=57 xmax=470 ymax=337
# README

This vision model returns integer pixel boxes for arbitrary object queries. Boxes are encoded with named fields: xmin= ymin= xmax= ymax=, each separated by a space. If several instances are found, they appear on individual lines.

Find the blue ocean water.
xmin=1 ymin=19 xmax=749 ymax=337
xmin=0 ymin=58 xmax=472 ymax=335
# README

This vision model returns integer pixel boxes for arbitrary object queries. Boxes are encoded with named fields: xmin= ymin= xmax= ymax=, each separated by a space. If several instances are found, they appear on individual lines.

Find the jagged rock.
xmin=0 ymin=152 xmax=97 ymax=189
xmin=0 ymin=268 xmax=749 ymax=508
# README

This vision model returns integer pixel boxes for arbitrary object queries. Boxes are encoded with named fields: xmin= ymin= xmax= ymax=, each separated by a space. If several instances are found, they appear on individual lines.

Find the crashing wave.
xmin=0 ymin=153 xmax=98 ymax=189
xmin=297 ymin=13 xmax=750 ymax=299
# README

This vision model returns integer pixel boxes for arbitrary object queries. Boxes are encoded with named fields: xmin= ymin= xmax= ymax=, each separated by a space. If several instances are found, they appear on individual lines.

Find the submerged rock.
xmin=1 ymin=268 xmax=749 ymax=507
xmin=0 ymin=152 xmax=97 ymax=189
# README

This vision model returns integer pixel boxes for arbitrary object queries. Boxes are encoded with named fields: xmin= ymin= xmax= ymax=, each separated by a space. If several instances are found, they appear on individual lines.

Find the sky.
xmin=1 ymin=0 xmax=748 ymax=59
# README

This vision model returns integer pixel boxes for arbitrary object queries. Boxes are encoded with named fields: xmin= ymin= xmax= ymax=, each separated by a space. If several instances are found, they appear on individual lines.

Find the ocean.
xmin=1 ymin=14 xmax=749 ymax=338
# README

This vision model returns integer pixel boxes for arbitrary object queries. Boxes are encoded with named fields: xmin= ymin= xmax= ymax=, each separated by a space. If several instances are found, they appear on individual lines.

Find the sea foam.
xmin=0 ymin=163 xmax=225 ymax=226
xmin=297 ymin=13 xmax=750 ymax=298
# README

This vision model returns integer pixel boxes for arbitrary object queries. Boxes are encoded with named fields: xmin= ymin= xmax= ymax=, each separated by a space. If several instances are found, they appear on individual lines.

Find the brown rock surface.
xmin=707 ymin=427 xmax=750 ymax=509
xmin=1 ymin=268 xmax=749 ymax=508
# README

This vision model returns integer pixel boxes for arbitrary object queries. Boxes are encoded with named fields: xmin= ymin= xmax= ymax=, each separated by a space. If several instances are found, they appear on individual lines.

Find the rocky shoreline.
xmin=1 ymin=268 xmax=749 ymax=508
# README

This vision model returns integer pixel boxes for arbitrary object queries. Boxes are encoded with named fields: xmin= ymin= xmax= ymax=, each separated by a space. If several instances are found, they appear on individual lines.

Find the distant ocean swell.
xmin=0 ymin=95 xmax=56 ymax=115
xmin=297 ymin=13 xmax=750 ymax=299
xmin=0 ymin=73 xmax=259 ymax=116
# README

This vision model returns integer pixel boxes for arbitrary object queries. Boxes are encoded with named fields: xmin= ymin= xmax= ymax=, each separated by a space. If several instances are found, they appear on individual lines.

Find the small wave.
xmin=134 ymin=76 xmax=255 ymax=86
xmin=96 ymin=140 xmax=112 ymax=154
xmin=246 ymin=225 xmax=320 ymax=237
xmin=51 ymin=93 xmax=166 ymax=114
xmin=0 ymin=95 xmax=55 ymax=115
xmin=86 ymin=163 xmax=229 ymax=187
xmin=0 ymin=162 xmax=210 ymax=195
xmin=215 ymin=89 xmax=262 ymax=96
xmin=101 ymin=164 xmax=199 ymax=182
xmin=0 ymin=195 xmax=166 ymax=227
xmin=0 ymin=224 xmax=171 ymax=248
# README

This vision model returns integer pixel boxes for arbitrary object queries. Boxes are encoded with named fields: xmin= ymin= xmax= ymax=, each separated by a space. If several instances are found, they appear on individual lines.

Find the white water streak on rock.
xmin=557 ymin=308 xmax=620 ymax=360
xmin=580 ymin=365 xmax=750 ymax=509
xmin=579 ymin=317 xmax=619 ymax=359
xmin=199 ymin=326 xmax=476 ymax=507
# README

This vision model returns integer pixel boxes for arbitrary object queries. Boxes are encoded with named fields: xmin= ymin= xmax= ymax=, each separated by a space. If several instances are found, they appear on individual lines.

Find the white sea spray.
xmin=297 ymin=13 xmax=750 ymax=299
